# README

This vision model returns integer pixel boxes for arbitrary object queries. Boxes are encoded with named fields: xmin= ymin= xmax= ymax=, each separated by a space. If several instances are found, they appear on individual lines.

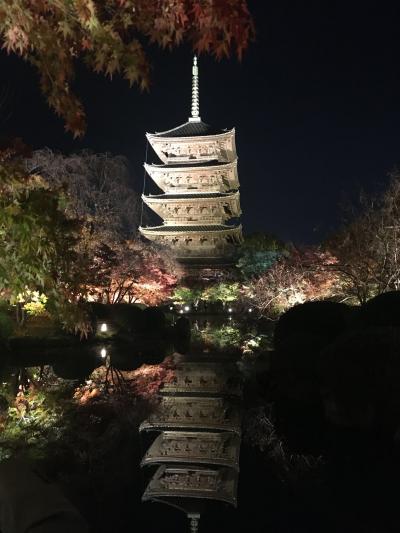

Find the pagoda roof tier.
xmin=144 ymin=159 xmax=239 ymax=193
xmin=144 ymin=192 xmax=236 ymax=200
xmin=140 ymin=396 xmax=241 ymax=434
xmin=146 ymin=128 xmax=236 ymax=165
xmin=140 ymin=224 xmax=242 ymax=234
xmin=142 ymin=464 xmax=238 ymax=507
xmin=148 ymin=159 xmax=226 ymax=168
xmin=151 ymin=120 xmax=228 ymax=138
xmin=141 ymin=431 xmax=241 ymax=470
xmin=142 ymin=191 xmax=241 ymax=224
xmin=140 ymin=224 xmax=243 ymax=259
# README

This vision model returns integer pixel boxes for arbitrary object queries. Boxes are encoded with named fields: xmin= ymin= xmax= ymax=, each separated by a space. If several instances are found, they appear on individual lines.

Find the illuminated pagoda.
xmin=139 ymin=57 xmax=243 ymax=266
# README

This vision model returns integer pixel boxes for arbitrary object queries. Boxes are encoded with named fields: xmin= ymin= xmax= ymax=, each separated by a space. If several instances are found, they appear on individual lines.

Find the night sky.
xmin=1 ymin=1 xmax=400 ymax=243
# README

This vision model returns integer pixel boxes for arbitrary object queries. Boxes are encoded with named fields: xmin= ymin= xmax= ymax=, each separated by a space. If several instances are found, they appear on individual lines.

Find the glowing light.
xmin=100 ymin=322 xmax=108 ymax=332
xmin=179 ymin=309 xmax=184 ymax=314
xmin=101 ymin=348 xmax=107 ymax=358
xmin=184 ymin=305 xmax=190 ymax=312
xmin=169 ymin=306 xmax=174 ymax=310
xmin=248 ymin=308 xmax=253 ymax=313
xmin=228 ymin=308 xmax=233 ymax=313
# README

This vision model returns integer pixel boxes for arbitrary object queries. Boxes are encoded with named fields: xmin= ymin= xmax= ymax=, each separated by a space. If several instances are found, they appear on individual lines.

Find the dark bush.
xmin=273 ymin=301 xmax=355 ymax=378
xmin=173 ymin=316 xmax=191 ymax=340
xmin=0 ymin=310 xmax=13 ymax=341
xmin=172 ymin=316 xmax=191 ymax=354
xmin=269 ymin=301 xmax=356 ymax=454
xmin=109 ymin=304 xmax=143 ymax=334
xmin=274 ymin=301 xmax=354 ymax=352
xmin=140 ymin=307 xmax=166 ymax=339
xmin=87 ymin=303 xmax=111 ymax=321
xmin=360 ymin=291 xmax=400 ymax=328
xmin=319 ymin=327 xmax=400 ymax=436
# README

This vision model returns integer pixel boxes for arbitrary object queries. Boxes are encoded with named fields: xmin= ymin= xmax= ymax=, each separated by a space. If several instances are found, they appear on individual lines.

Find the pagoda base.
xmin=176 ymin=256 xmax=239 ymax=281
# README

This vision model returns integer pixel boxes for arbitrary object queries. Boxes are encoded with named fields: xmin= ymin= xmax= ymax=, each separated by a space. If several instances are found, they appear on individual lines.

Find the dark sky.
xmin=1 ymin=1 xmax=400 ymax=243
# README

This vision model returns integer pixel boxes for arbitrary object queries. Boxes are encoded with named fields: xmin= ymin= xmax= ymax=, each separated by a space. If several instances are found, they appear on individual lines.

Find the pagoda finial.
xmin=189 ymin=55 xmax=201 ymax=122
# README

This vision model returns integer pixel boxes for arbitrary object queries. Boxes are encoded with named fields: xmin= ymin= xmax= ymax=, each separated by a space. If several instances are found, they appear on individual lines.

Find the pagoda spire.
xmin=189 ymin=55 xmax=201 ymax=122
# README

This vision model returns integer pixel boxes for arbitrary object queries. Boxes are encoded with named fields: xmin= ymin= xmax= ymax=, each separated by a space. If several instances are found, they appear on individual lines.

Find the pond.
xmin=0 ymin=313 xmax=276 ymax=533
xmin=3 ymin=306 xmax=394 ymax=533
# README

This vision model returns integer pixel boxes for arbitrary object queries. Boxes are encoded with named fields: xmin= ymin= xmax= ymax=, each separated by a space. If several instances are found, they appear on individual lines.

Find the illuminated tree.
xmin=85 ymin=240 xmax=180 ymax=305
xmin=0 ymin=1 xmax=254 ymax=136
xmin=237 ymin=232 xmax=284 ymax=279
xmin=244 ymin=247 xmax=341 ymax=318
xmin=202 ymin=281 xmax=240 ymax=307
xmin=0 ymin=142 xmax=90 ymax=332
xmin=172 ymin=286 xmax=203 ymax=307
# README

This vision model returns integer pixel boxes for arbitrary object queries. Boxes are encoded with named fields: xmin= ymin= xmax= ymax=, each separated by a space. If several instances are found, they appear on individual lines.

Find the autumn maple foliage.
xmin=74 ymin=356 xmax=176 ymax=403
xmin=84 ymin=239 xmax=181 ymax=305
xmin=0 ymin=1 xmax=254 ymax=137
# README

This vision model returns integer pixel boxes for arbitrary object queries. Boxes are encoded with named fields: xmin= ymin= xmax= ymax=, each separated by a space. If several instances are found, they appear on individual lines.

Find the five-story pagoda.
xmin=140 ymin=57 xmax=242 ymax=266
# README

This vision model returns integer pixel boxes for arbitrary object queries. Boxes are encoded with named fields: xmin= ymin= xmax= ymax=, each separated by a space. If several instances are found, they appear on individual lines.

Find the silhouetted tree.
xmin=25 ymin=149 xmax=140 ymax=241
xmin=328 ymin=171 xmax=400 ymax=303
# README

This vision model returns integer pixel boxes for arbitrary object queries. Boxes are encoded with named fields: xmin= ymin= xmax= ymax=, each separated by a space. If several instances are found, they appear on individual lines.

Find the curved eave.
xmin=141 ymin=455 xmax=239 ymax=470
xmin=139 ymin=224 xmax=242 ymax=237
xmin=146 ymin=127 xmax=235 ymax=142
xmin=142 ymin=191 xmax=240 ymax=204
xmin=142 ymin=489 xmax=237 ymax=508
xmin=139 ymin=419 xmax=241 ymax=435
xmin=143 ymin=489 xmax=237 ymax=508
xmin=144 ymin=158 xmax=238 ymax=174
xmin=146 ymin=128 xmax=236 ymax=164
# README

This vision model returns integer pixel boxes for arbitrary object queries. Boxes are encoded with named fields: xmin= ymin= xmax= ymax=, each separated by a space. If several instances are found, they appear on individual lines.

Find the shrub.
xmin=109 ymin=304 xmax=143 ymax=333
xmin=360 ymin=291 xmax=400 ymax=328
xmin=0 ymin=311 xmax=13 ymax=340
xmin=140 ymin=307 xmax=166 ymax=339
xmin=273 ymin=301 xmax=355 ymax=377
xmin=319 ymin=327 xmax=400 ymax=435
xmin=19 ymin=290 xmax=48 ymax=317
xmin=268 ymin=301 xmax=356 ymax=454
xmin=192 ymin=323 xmax=242 ymax=352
